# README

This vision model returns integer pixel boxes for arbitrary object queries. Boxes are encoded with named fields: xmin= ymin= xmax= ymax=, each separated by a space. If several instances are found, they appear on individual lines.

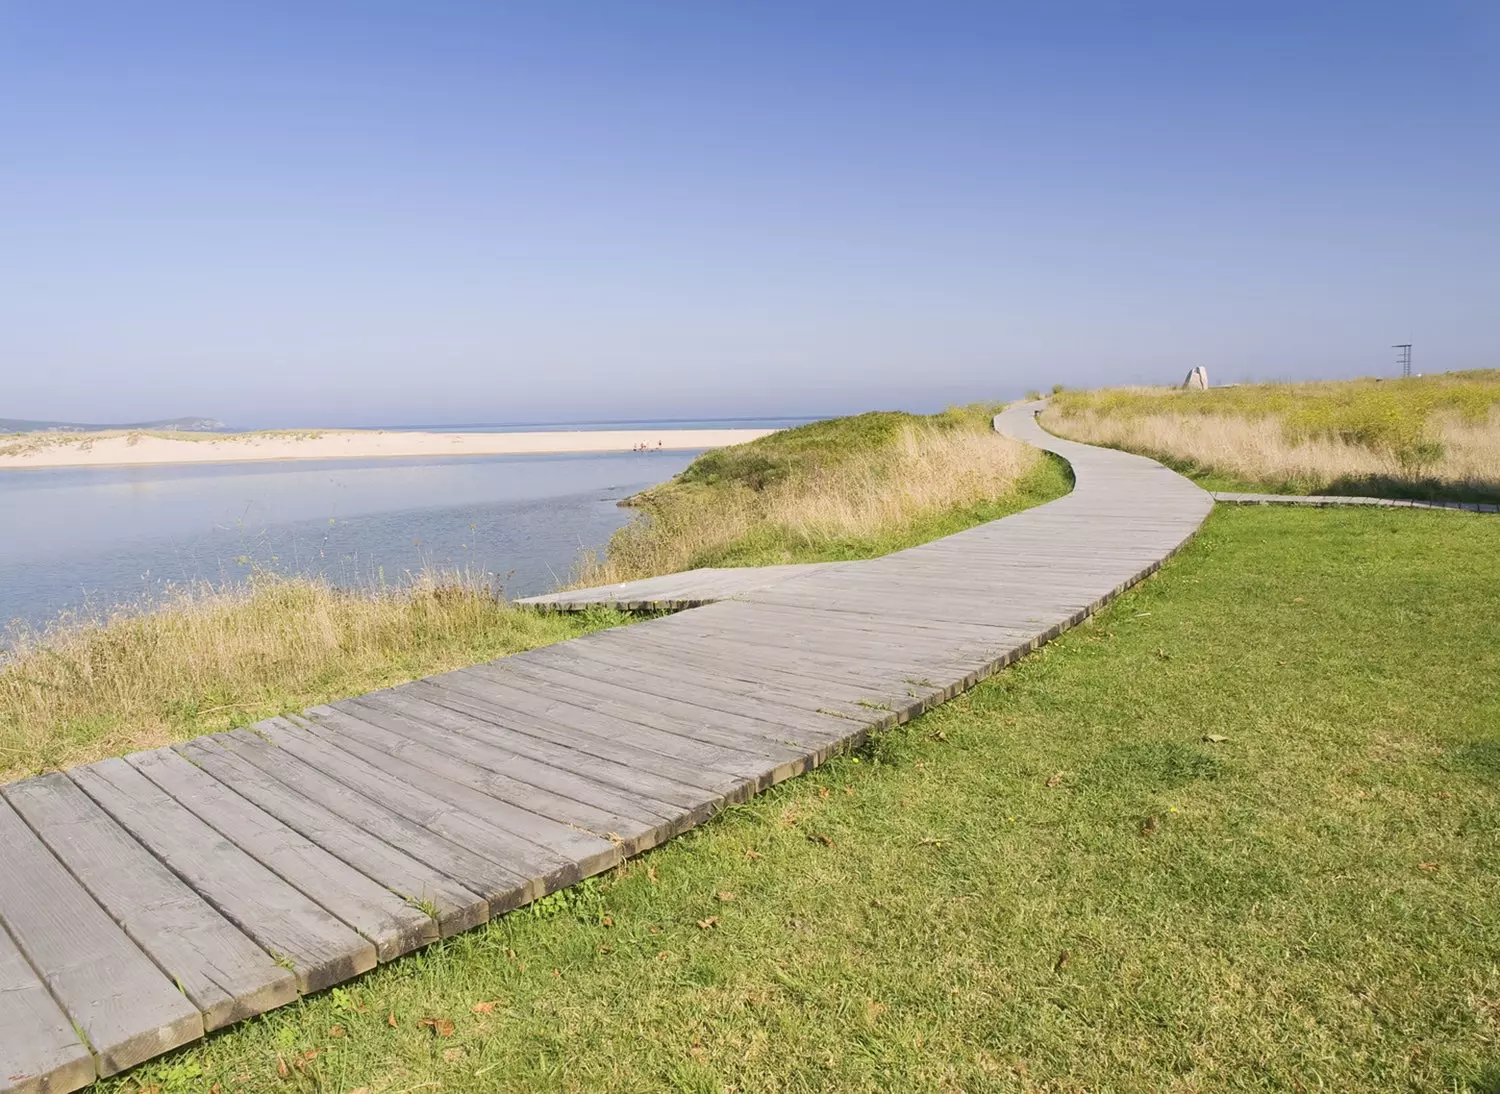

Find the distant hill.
xmin=0 ymin=416 xmax=228 ymax=434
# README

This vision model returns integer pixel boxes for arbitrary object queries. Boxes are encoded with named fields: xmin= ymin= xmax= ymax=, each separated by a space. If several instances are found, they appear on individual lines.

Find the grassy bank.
xmin=1042 ymin=370 xmax=1500 ymax=501
xmin=0 ymin=577 xmax=623 ymax=783
xmin=113 ymin=505 xmax=1500 ymax=1093
xmin=575 ymin=403 xmax=1070 ymax=586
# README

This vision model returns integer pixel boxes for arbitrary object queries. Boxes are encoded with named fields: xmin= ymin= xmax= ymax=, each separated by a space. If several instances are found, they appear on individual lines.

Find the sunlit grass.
xmin=575 ymin=403 xmax=1070 ymax=585
xmin=0 ymin=573 xmax=624 ymax=781
xmin=1043 ymin=370 xmax=1500 ymax=501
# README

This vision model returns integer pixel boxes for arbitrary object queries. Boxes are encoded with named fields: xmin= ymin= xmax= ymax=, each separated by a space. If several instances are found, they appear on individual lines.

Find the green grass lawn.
xmin=111 ymin=506 xmax=1500 ymax=1093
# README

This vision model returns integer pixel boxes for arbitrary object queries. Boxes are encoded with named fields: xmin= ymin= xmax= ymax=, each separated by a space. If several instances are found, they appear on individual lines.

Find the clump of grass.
xmin=0 ymin=572 xmax=621 ymax=781
xmin=1042 ymin=370 xmax=1500 ymax=501
xmin=575 ymin=404 xmax=1070 ymax=585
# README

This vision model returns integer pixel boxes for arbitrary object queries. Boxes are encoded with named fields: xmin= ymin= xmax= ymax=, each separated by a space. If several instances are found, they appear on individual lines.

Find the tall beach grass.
xmin=0 ymin=572 xmax=618 ymax=783
xmin=573 ymin=403 xmax=1068 ymax=586
xmin=1042 ymin=370 xmax=1500 ymax=501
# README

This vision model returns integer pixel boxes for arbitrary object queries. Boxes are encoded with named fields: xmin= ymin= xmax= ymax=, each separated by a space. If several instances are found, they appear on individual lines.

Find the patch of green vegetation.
xmin=698 ymin=453 xmax=1073 ymax=569
xmin=666 ymin=404 xmax=1002 ymax=493
xmin=117 ymin=506 xmax=1500 ymax=1092
xmin=583 ymin=403 xmax=1072 ymax=582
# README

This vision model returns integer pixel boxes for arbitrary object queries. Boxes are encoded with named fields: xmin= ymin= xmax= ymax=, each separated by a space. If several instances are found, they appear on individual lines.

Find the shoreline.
xmin=0 ymin=427 xmax=778 ymax=471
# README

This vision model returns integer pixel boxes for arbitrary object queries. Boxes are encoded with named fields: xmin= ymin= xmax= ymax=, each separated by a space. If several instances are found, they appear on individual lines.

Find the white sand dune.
xmin=0 ymin=427 xmax=778 ymax=470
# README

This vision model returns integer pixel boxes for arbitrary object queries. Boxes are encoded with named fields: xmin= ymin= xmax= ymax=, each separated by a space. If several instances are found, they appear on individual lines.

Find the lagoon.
xmin=0 ymin=449 xmax=698 ymax=632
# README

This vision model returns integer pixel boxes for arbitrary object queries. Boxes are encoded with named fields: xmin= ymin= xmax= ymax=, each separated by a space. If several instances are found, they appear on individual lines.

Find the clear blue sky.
xmin=1 ymin=2 xmax=1495 ymax=427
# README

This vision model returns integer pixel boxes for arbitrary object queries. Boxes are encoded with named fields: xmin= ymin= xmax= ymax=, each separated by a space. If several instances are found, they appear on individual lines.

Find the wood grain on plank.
xmin=0 ymin=796 xmax=202 ymax=1078
xmin=177 ymin=737 xmax=489 ymax=935
xmin=126 ymin=748 xmax=437 ymax=961
xmin=69 ymin=758 xmax=376 ymax=994
xmin=3 ymin=773 xmax=297 ymax=1031
xmin=0 ymin=919 xmax=96 ymax=1094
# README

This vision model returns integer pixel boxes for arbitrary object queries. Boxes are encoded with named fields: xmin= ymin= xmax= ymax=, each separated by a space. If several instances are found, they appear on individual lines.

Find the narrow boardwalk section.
xmin=1212 ymin=491 xmax=1498 ymax=513
xmin=0 ymin=406 xmax=1211 ymax=1091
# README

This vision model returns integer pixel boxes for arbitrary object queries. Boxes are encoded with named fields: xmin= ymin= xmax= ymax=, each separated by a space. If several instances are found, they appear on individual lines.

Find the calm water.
xmin=0 ymin=449 xmax=701 ymax=632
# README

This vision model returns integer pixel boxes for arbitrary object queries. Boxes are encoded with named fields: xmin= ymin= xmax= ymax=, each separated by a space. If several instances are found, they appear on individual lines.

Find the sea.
xmin=0 ymin=417 xmax=817 ymax=634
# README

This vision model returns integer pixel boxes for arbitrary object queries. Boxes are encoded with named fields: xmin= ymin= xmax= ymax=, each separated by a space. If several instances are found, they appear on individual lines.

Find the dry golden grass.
xmin=574 ymin=413 xmax=1054 ymax=586
xmin=0 ymin=574 xmax=612 ymax=782
xmin=1043 ymin=372 xmax=1500 ymax=500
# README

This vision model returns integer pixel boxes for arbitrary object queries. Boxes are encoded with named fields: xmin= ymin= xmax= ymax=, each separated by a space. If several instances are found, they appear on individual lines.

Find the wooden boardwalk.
xmin=0 ymin=405 xmax=1212 ymax=1091
xmin=1212 ymin=491 xmax=1498 ymax=513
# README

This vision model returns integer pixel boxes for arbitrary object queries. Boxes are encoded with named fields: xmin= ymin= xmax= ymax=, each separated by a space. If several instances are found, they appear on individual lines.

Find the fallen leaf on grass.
xmin=745 ymin=849 xmax=763 ymax=861
xmin=716 ymin=890 xmax=736 ymax=902
xmin=442 ymin=1047 xmax=466 ymax=1062
xmin=698 ymin=916 xmax=719 ymax=930
xmin=1054 ymin=949 xmax=1071 ymax=972
xmin=657 ymin=951 xmax=670 ymax=960
xmin=930 ymin=730 xmax=948 ymax=742
xmin=647 ymin=865 xmax=658 ymax=884
xmin=1418 ymin=861 xmax=1439 ymax=872
xmin=601 ymin=914 xmax=613 ymax=927
xmin=1141 ymin=815 xmax=1159 ymax=837
xmin=418 ymin=1017 xmax=455 ymax=1038
xmin=471 ymin=1001 xmax=498 ymax=1014
xmin=387 ymin=1012 xmax=398 ymax=1029
xmin=1045 ymin=772 xmax=1065 ymax=788
xmin=1202 ymin=734 xmax=1229 ymax=743
xmin=276 ymin=1055 xmax=290 ymax=1079
xmin=819 ymin=786 xmax=830 ymax=800
xmin=808 ymin=832 xmax=834 ymax=847
xmin=328 ymin=1024 xmax=345 ymax=1038
xmin=865 ymin=999 xmax=888 ymax=1023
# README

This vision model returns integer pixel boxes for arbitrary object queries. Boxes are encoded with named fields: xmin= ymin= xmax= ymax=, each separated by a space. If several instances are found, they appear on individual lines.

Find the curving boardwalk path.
xmin=0 ymin=405 xmax=1211 ymax=1091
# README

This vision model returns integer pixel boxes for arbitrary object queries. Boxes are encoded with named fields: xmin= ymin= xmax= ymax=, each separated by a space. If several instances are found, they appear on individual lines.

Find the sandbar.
xmin=0 ymin=427 xmax=778 ymax=471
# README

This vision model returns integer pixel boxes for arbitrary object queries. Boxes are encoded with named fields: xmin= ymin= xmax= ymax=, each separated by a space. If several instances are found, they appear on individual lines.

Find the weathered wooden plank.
xmin=248 ymin=720 xmax=584 ymax=900
xmin=69 ymin=758 xmax=376 ymax=994
xmin=284 ymin=714 xmax=623 ymax=877
xmin=214 ymin=729 xmax=535 ymax=914
xmin=306 ymin=704 xmax=671 ymax=852
xmin=0 ymin=920 xmax=96 ymax=1094
xmin=535 ymin=640 xmax=864 ymax=734
xmin=351 ymin=687 xmax=724 ymax=817
xmin=429 ymin=670 xmax=769 ymax=787
xmin=126 ymin=748 xmax=436 ymax=962
xmin=490 ymin=655 xmax=846 ymax=751
xmin=340 ymin=693 xmax=688 ymax=825
xmin=0 ymin=796 xmax=203 ymax=1078
xmin=177 ymin=737 xmax=489 ymax=934
xmin=3 ymin=774 xmax=297 ymax=1031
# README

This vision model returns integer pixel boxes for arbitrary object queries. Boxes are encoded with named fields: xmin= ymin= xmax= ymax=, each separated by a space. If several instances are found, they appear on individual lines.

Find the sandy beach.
xmin=0 ymin=427 xmax=778 ymax=471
